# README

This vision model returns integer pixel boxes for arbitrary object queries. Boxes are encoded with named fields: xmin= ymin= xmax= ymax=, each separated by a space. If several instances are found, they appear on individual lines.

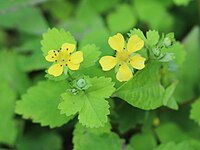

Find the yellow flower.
xmin=99 ymin=33 xmax=146 ymax=82
xmin=45 ymin=43 xmax=83 ymax=77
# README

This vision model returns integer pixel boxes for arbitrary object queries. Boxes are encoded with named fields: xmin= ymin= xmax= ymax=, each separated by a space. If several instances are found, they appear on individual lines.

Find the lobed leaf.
xmin=59 ymin=76 xmax=115 ymax=128
xmin=41 ymin=28 xmax=76 ymax=56
xmin=15 ymin=80 xmax=72 ymax=128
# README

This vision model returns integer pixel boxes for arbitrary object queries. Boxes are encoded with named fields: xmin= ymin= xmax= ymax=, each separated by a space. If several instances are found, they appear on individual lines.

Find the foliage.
xmin=0 ymin=0 xmax=199 ymax=149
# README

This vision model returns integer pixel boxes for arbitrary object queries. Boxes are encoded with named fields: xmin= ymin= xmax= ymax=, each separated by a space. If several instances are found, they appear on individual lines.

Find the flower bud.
xmin=76 ymin=78 xmax=87 ymax=88
xmin=163 ymin=37 xmax=172 ymax=47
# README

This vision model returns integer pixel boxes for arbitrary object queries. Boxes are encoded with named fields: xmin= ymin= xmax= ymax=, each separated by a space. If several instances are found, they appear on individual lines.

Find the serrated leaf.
xmin=115 ymin=61 xmax=165 ymax=110
xmin=73 ymin=123 xmax=124 ymax=150
xmin=146 ymin=30 xmax=160 ymax=46
xmin=129 ymin=28 xmax=148 ymax=45
xmin=59 ymin=91 xmax=85 ymax=117
xmin=80 ymin=44 xmax=101 ymax=68
xmin=107 ymin=4 xmax=137 ymax=33
xmin=41 ymin=28 xmax=76 ymax=56
xmin=190 ymin=97 xmax=200 ymax=125
xmin=59 ymin=76 xmax=115 ymax=128
xmin=15 ymin=80 xmax=72 ymax=128
xmin=155 ymin=141 xmax=194 ymax=150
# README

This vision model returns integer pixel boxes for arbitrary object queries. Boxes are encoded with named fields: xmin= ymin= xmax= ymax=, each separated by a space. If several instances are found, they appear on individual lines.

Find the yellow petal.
xmin=130 ymin=54 xmax=146 ymax=70
xmin=48 ymin=63 xmax=64 ymax=77
xmin=116 ymin=63 xmax=133 ymax=82
xmin=69 ymin=51 xmax=83 ymax=64
xmin=127 ymin=35 xmax=144 ymax=53
xmin=99 ymin=56 xmax=117 ymax=71
xmin=68 ymin=62 xmax=80 ymax=70
xmin=61 ymin=43 xmax=76 ymax=54
xmin=45 ymin=50 xmax=58 ymax=62
xmin=108 ymin=33 xmax=125 ymax=51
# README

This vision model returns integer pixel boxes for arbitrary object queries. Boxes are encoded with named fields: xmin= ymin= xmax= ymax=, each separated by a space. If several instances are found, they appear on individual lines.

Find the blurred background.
xmin=0 ymin=0 xmax=199 ymax=149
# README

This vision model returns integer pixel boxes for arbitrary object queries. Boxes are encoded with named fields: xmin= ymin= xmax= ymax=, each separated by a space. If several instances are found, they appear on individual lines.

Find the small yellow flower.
xmin=99 ymin=33 xmax=146 ymax=82
xmin=45 ymin=43 xmax=83 ymax=77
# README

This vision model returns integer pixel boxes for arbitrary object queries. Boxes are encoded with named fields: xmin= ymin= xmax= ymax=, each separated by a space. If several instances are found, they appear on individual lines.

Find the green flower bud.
xmin=76 ymin=78 xmax=87 ymax=88
xmin=159 ymin=53 xmax=175 ymax=62
xmin=163 ymin=37 xmax=172 ymax=47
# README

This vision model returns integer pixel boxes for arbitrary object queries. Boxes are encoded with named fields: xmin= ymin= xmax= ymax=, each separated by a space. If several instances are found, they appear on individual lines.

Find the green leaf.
xmin=86 ymin=0 xmax=119 ymax=13
xmin=73 ymin=123 xmax=124 ymax=150
xmin=59 ymin=76 xmax=115 ymax=128
xmin=15 ymin=80 xmax=72 ymax=128
xmin=0 ymin=50 xmax=30 ymax=94
xmin=0 ymin=1 xmax=48 ymax=35
xmin=155 ymin=122 xmax=190 ymax=143
xmin=16 ymin=130 xmax=62 ymax=150
xmin=175 ymin=26 xmax=200 ymax=103
xmin=133 ymin=0 xmax=173 ymax=32
xmin=162 ymin=42 xmax=186 ymax=66
xmin=17 ymin=39 xmax=50 ymax=72
xmin=129 ymin=28 xmax=147 ymax=43
xmin=190 ymin=97 xmax=200 ymax=125
xmin=107 ymin=4 xmax=137 ymax=33
xmin=80 ymin=44 xmax=101 ymax=68
xmin=173 ymin=0 xmax=192 ymax=6
xmin=42 ymin=0 xmax=73 ymax=20
xmin=0 ymin=81 xmax=18 ymax=145
xmin=79 ymin=27 xmax=112 ymax=56
xmin=155 ymin=141 xmax=194 ymax=150
xmin=41 ymin=28 xmax=76 ymax=56
xmin=163 ymin=81 xmax=178 ymax=110
xmin=126 ymin=131 xmax=157 ymax=150
xmin=112 ymin=102 xmax=145 ymax=133
xmin=146 ymin=30 xmax=160 ymax=46
xmin=115 ymin=61 xmax=165 ymax=110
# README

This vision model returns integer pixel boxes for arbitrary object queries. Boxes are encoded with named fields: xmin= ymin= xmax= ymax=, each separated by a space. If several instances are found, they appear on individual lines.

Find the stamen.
xmin=62 ymin=59 xmax=65 ymax=61
xmin=58 ymin=50 xmax=60 ymax=52
xmin=70 ymin=52 xmax=72 ymax=55
xmin=66 ymin=48 xmax=68 ymax=50
xmin=66 ymin=64 xmax=68 ymax=66
xmin=52 ymin=56 xmax=54 ymax=58
xmin=55 ymin=54 xmax=57 ymax=56
xmin=53 ymin=50 xmax=55 ymax=53
xmin=60 ymin=48 xmax=61 ymax=50
xmin=68 ymin=59 xmax=71 ymax=61
xmin=55 ymin=60 xmax=57 ymax=62
xmin=60 ymin=65 xmax=63 ymax=67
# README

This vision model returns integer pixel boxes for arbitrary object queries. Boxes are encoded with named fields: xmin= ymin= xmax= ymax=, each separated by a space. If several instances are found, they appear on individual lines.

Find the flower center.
xmin=57 ymin=51 xmax=71 ymax=64
xmin=116 ymin=50 xmax=130 ymax=62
